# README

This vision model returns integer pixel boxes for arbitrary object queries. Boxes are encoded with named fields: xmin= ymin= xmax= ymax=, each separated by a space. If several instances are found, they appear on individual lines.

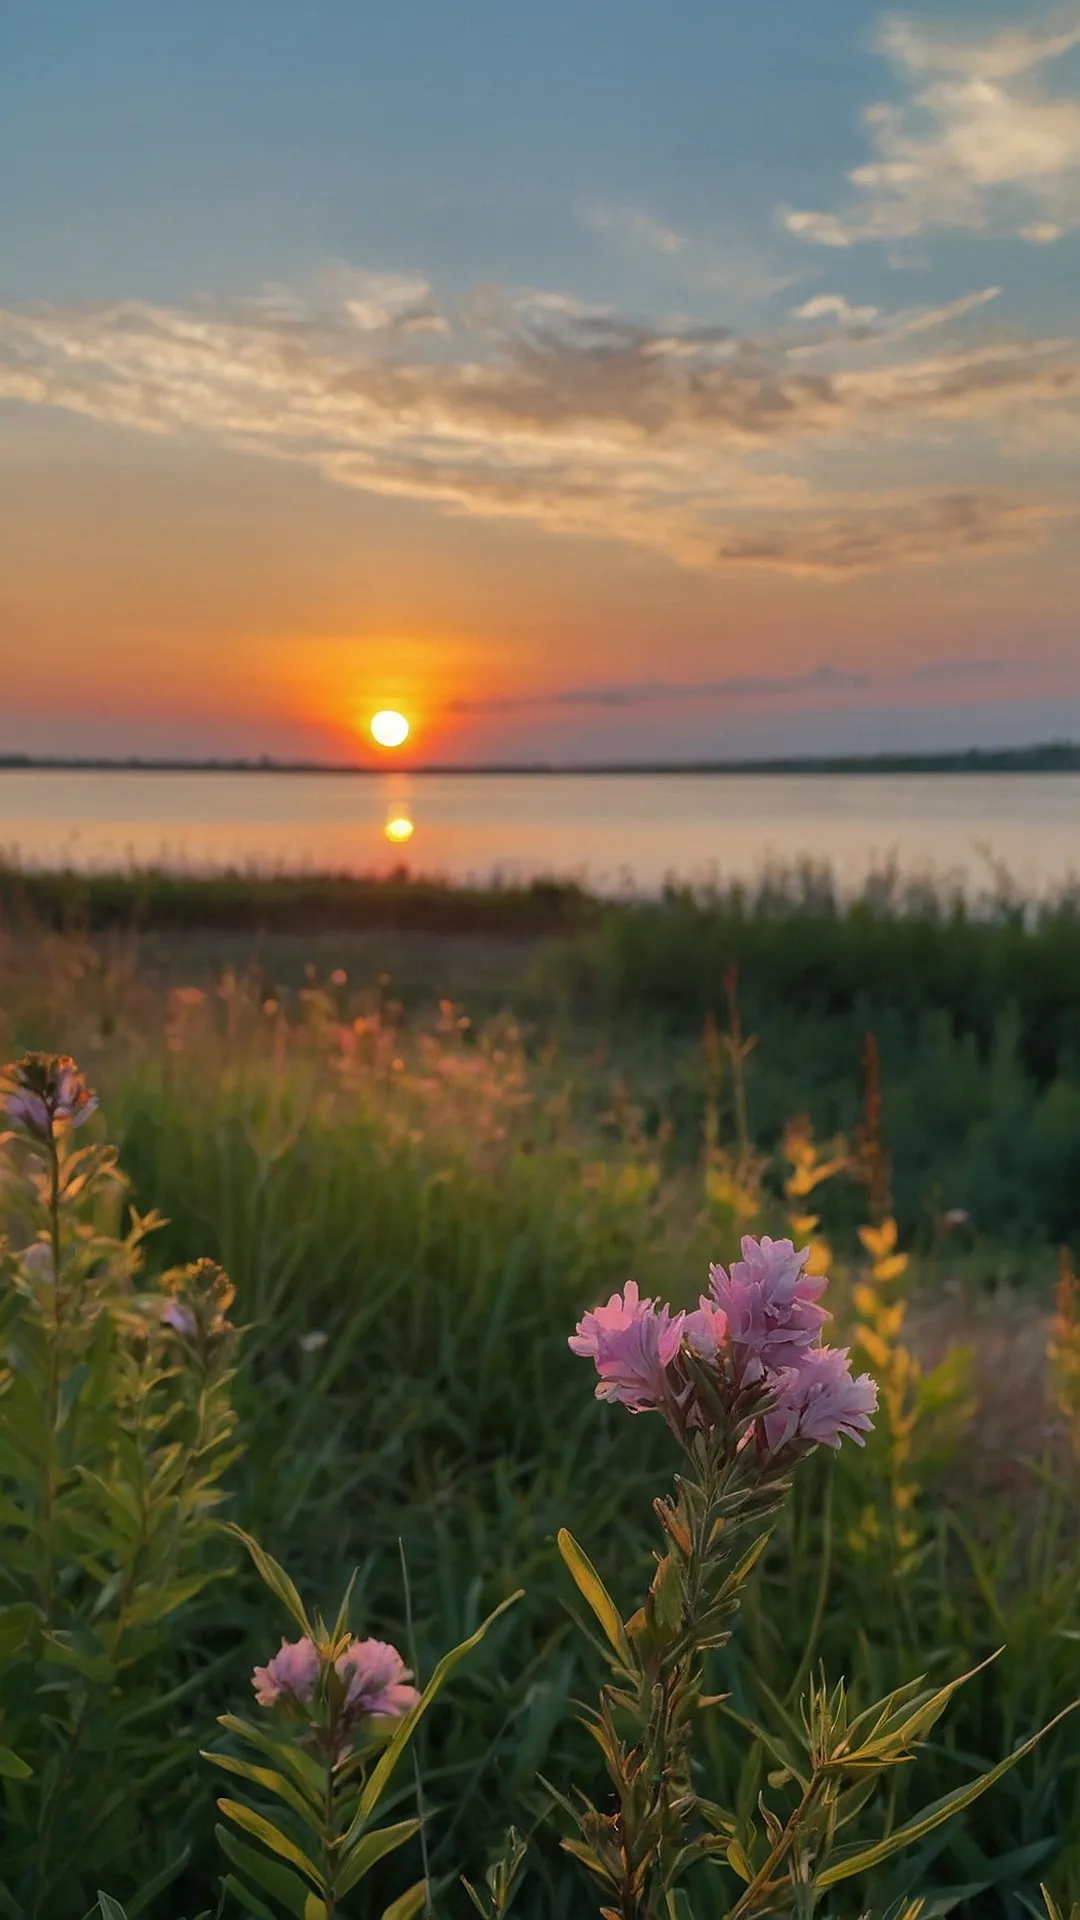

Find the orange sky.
xmin=3 ymin=2 xmax=1080 ymax=761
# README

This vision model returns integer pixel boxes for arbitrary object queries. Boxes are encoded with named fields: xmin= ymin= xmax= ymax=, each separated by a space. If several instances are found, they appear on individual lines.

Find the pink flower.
xmin=52 ymin=1062 xmax=98 ymax=1126
xmin=681 ymin=1296 xmax=728 ymax=1362
xmin=335 ymin=1639 xmax=420 ymax=1719
xmin=569 ymin=1280 xmax=652 ymax=1359
xmin=593 ymin=1306 xmax=686 ymax=1415
xmin=762 ymin=1346 xmax=878 ymax=1455
xmin=2 ymin=1054 xmax=98 ymax=1136
xmin=252 ymin=1635 xmax=320 ymax=1707
xmin=4 ymin=1089 xmax=50 ymax=1133
xmin=709 ymin=1236 xmax=829 ymax=1385
xmin=161 ymin=1300 xmax=197 ymax=1337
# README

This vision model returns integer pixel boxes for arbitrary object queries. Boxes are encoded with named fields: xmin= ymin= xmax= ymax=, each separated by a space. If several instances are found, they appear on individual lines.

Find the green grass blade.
xmin=357 ymin=1590 xmax=522 ymax=1821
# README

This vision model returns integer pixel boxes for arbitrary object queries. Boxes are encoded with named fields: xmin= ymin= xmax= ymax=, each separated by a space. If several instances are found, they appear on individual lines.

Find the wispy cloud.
xmin=583 ymin=202 xmax=797 ymax=301
xmin=0 ymin=272 xmax=1076 ymax=575
xmin=447 ymin=656 xmax=1009 ymax=715
xmin=783 ymin=7 xmax=1080 ymax=246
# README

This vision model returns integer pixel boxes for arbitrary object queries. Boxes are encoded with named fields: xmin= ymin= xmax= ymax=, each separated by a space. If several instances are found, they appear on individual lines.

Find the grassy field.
xmin=1 ymin=872 xmax=1079 ymax=1918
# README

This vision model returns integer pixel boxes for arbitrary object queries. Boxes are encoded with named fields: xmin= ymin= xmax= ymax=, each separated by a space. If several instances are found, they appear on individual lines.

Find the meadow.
xmin=2 ymin=865 xmax=1080 ymax=1920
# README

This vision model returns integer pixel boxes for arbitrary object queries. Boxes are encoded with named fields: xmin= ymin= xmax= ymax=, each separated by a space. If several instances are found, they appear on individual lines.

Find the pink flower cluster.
xmin=569 ymin=1236 xmax=876 ymax=1457
xmin=2 ymin=1053 xmax=98 ymax=1137
xmin=252 ymin=1634 xmax=420 ymax=1721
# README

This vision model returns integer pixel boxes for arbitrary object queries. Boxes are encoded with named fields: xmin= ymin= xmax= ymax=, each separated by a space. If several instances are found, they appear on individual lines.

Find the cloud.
xmin=714 ymin=491 xmax=1051 ymax=575
xmin=784 ymin=7 xmax=1080 ymax=245
xmin=447 ymin=656 xmax=1009 ymax=715
xmin=584 ymin=202 xmax=797 ymax=301
xmin=794 ymin=294 xmax=881 ymax=324
xmin=0 ymin=272 xmax=1076 ymax=576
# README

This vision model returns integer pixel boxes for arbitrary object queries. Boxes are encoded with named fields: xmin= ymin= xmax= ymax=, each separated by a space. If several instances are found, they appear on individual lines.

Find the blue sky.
xmin=2 ymin=0 xmax=1079 ymax=760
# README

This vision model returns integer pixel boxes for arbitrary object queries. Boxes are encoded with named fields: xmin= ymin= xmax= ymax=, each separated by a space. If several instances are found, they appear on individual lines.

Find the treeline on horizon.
xmin=4 ymin=739 xmax=1080 ymax=775
xmin=6 ymin=854 xmax=1080 ymax=1250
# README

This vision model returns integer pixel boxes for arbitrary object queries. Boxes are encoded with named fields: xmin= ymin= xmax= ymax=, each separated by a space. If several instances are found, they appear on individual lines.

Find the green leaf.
xmin=557 ymin=1530 xmax=631 ymax=1667
xmin=216 ymin=1825 xmax=317 ymax=1918
xmin=216 ymin=1714 xmax=326 ymax=1801
xmin=840 ymin=1652 xmax=1001 ymax=1765
xmin=221 ymin=1874 xmax=276 ymax=1920
xmin=0 ymin=1603 xmax=38 ymax=1661
xmin=217 ymin=1800 xmax=324 ymax=1891
xmin=203 ymin=1751 xmax=323 ymax=1831
xmin=816 ymin=1699 xmax=1080 ymax=1889
xmin=0 ymin=1746 xmax=32 ymax=1781
xmin=380 ymin=1882 xmax=429 ymax=1920
xmin=718 ymin=1529 xmax=773 ymax=1597
xmin=718 ymin=1704 xmax=809 ymax=1792
xmin=357 ymin=1590 xmax=522 ymax=1822
xmin=336 ymin=1819 xmax=420 ymax=1897
xmin=726 ymin=1839 xmax=754 ymax=1883
xmin=95 ymin=1898 xmax=128 ymax=1920
xmin=225 ymin=1525 xmax=313 ymax=1637
xmin=41 ymin=1630 xmax=115 ymax=1684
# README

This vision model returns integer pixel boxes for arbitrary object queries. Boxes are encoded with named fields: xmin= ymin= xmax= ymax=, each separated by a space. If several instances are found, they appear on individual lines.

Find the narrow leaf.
xmin=216 ymin=1713 xmax=325 ymax=1801
xmin=358 ymin=1591 xmax=522 ymax=1821
xmin=221 ymin=1875 xmax=276 ymax=1920
xmin=226 ymin=1524 xmax=313 ymax=1637
xmin=557 ymin=1531 xmax=631 ymax=1667
xmin=216 ymin=1826 xmax=315 ymax=1918
xmin=202 ymin=1750 xmax=323 ymax=1831
xmin=380 ymin=1882 xmax=430 ymax=1920
xmin=0 ymin=1746 xmax=32 ymax=1781
xmin=336 ymin=1819 xmax=420 ymax=1897
xmin=217 ymin=1800 xmax=324 ymax=1890
xmin=817 ymin=1701 xmax=1080 ymax=1888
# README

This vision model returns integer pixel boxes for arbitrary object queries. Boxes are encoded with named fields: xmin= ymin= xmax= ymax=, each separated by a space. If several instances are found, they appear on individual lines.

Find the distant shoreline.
xmin=3 ymin=742 xmax=1080 ymax=777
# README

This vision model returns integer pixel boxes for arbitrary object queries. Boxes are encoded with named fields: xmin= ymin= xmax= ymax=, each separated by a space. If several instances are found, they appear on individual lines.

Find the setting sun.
xmin=370 ymin=709 xmax=410 ymax=749
xmin=385 ymin=815 xmax=415 ymax=843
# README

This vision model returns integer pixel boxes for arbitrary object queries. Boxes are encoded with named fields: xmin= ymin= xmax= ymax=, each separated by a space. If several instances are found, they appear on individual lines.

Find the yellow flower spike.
xmin=879 ymin=1302 xmax=908 ymax=1340
xmin=872 ymin=1252 xmax=910 ymax=1283
xmin=858 ymin=1218 xmax=898 ymax=1260
xmin=856 ymin=1327 xmax=892 ymax=1371
xmin=804 ymin=1237 xmax=833 ymax=1278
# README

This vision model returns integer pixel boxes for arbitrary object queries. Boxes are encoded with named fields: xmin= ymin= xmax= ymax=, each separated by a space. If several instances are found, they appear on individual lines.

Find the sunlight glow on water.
xmin=1 ymin=769 xmax=1079 ymax=897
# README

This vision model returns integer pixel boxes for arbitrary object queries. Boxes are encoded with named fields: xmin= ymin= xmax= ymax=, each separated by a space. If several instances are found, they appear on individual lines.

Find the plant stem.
xmin=42 ymin=1124 xmax=62 ymax=1621
xmin=726 ymin=1774 xmax=821 ymax=1920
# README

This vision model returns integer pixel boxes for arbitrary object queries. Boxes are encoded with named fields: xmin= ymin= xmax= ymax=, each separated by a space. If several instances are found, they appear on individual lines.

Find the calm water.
xmin=2 ymin=769 xmax=1079 ymax=896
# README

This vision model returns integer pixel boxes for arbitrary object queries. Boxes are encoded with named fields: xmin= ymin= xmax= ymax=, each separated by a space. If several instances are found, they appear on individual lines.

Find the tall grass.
xmin=1 ymin=901 xmax=1079 ymax=1915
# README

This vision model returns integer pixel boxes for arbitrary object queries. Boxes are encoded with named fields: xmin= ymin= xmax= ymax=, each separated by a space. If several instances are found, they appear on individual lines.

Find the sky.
xmin=1 ymin=0 xmax=1079 ymax=765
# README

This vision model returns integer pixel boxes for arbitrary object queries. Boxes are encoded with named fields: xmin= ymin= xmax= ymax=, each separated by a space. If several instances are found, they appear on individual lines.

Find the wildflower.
xmin=2 ymin=1053 xmax=98 ymax=1137
xmin=709 ymin=1235 xmax=828 ymax=1384
xmin=569 ymin=1280 xmax=653 ymax=1359
xmin=252 ymin=1635 xmax=320 ymax=1707
xmin=160 ymin=1259 xmax=235 ymax=1343
xmin=592 ymin=1306 xmax=686 ymax=1416
xmin=161 ymin=1299 xmax=198 ymax=1338
xmin=299 ymin=1329 xmax=329 ymax=1354
xmin=763 ymin=1346 xmax=878 ymax=1455
xmin=335 ymin=1638 xmax=420 ymax=1719
xmin=681 ymin=1296 xmax=727 ymax=1362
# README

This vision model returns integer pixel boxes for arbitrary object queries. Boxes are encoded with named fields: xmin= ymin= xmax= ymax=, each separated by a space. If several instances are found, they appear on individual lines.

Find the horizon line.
xmin=3 ymin=742 xmax=1080 ymax=776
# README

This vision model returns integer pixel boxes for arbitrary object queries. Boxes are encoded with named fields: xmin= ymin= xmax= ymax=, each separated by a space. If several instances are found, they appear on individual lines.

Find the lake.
xmin=2 ymin=768 xmax=1079 ymax=896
